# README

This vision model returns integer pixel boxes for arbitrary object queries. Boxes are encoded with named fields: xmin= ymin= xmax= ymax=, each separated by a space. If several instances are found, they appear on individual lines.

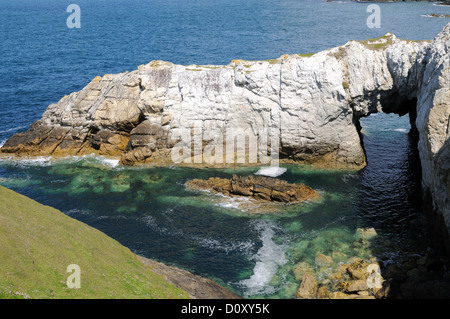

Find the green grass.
xmin=296 ymin=53 xmax=315 ymax=58
xmin=202 ymin=66 xmax=224 ymax=70
xmin=0 ymin=185 xmax=190 ymax=299
xmin=358 ymin=34 xmax=394 ymax=50
xmin=264 ymin=59 xmax=281 ymax=64
xmin=185 ymin=68 xmax=204 ymax=72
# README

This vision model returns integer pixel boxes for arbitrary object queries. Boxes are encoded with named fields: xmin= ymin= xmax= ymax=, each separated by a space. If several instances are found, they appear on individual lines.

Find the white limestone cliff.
xmin=415 ymin=27 xmax=450 ymax=251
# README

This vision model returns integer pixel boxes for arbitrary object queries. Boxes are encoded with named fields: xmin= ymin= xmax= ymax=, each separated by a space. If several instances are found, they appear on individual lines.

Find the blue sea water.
xmin=0 ymin=0 xmax=449 ymax=298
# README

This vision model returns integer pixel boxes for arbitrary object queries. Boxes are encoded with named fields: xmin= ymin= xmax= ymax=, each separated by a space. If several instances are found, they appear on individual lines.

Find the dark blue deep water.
xmin=1 ymin=0 xmax=449 ymax=298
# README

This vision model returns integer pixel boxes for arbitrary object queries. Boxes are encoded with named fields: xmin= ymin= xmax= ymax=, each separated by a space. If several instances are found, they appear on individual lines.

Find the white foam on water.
xmin=0 ymin=153 xmax=121 ymax=169
xmin=0 ymin=125 xmax=26 ymax=134
xmin=141 ymin=214 xmax=180 ymax=236
xmin=96 ymin=156 xmax=120 ymax=168
xmin=217 ymin=201 xmax=243 ymax=210
xmin=141 ymin=212 xmax=254 ymax=254
xmin=377 ymin=128 xmax=409 ymax=133
xmin=0 ymin=139 xmax=6 ymax=148
xmin=254 ymin=166 xmax=287 ymax=177
xmin=191 ymin=235 xmax=254 ymax=254
xmin=60 ymin=154 xmax=120 ymax=168
xmin=215 ymin=194 xmax=255 ymax=212
xmin=239 ymin=220 xmax=287 ymax=297
xmin=12 ymin=156 xmax=54 ymax=167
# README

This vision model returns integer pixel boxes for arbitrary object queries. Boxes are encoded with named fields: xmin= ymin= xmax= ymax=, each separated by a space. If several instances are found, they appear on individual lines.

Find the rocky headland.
xmin=1 ymin=21 xmax=449 ymax=285
xmin=0 ymin=31 xmax=429 ymax=171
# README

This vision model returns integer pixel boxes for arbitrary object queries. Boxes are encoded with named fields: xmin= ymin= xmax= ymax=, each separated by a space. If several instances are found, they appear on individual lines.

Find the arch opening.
xmin=352 ymin=105 xmax=450 ymax=297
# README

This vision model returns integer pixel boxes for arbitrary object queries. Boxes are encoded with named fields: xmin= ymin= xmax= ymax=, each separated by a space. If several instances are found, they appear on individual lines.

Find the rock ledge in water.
xmin=186 ymin=174 xmax=320 ymax=203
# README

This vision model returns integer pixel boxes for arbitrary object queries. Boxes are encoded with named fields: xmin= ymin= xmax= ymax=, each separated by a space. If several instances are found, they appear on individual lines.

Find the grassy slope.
xmin=0 ymin=185 xmax=189 ymax=299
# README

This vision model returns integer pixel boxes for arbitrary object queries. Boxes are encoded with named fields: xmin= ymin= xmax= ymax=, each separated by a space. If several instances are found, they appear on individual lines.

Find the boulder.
xmin=297 ymin=273 xmax=318 ymax=299
xmin=328 ymin=291 xmax=375 ymax=299
xmin=317 ymin=286 xmax=330 ymax=299
xmin=339 ymin=279 xmax=369 ymax=293
xmin=347 ymin=258 xmax=369 ymax=280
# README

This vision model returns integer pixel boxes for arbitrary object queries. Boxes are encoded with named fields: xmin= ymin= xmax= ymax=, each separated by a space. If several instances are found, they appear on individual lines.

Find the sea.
xmin=0 ymin=0 xmax=449 ymax=298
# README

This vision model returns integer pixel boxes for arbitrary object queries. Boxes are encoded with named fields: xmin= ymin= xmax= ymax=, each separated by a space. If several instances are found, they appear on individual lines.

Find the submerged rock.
xmin=185 ymin=174 xmax=320 ymax=204
xmin=315 ymin=254 xmax=334 ymax=266
xmin=356 ymin=228 xmax=378 ymax=241
xmin=293 ymin=262 xmax=315 ymax=281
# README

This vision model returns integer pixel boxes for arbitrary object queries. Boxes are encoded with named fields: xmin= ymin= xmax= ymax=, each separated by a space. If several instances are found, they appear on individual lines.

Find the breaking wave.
xmin=237 ymin=220 xmax=287 ymax=297
xmin=0 ymin=154 xmax=120 ymax=168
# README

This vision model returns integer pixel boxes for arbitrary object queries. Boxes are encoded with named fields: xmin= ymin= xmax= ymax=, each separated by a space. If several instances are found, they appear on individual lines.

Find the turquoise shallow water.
xmin=0 ymin=0 xmax=448 ymax=298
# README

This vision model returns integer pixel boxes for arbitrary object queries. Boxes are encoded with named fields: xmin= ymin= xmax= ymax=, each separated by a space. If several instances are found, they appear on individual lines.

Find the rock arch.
xmin=1 ymin=24 xmax=449 ymax=253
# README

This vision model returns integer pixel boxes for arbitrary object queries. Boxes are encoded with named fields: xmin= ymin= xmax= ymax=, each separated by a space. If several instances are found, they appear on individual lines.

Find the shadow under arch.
xmin=354 ymin=107 xmax=450 ymax=298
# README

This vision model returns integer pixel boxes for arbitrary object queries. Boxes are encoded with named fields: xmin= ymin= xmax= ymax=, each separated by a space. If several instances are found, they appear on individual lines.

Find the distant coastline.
xmin=349 ymin=0 xmax=450 ymax=4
